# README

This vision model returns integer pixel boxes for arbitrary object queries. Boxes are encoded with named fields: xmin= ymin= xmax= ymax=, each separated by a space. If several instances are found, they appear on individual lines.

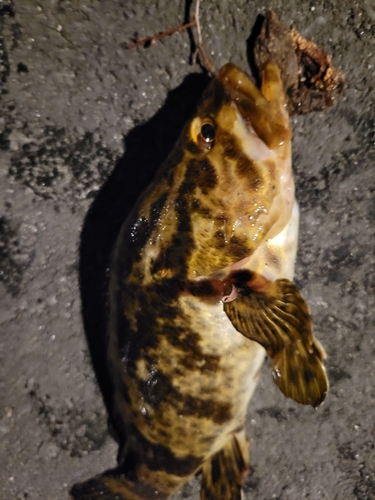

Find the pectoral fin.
xmin=224 ymin=272 xmax=328 ymax=408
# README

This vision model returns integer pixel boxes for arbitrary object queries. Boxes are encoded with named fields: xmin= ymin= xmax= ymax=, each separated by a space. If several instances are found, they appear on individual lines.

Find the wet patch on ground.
xmin=7 ymin=126 xmax=118 ymax=208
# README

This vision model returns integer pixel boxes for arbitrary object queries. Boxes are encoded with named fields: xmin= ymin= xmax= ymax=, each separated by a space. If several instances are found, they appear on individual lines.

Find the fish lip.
xmin=216 ymin=62 xmax=261 ymax=125
xmin=216 ymin=63 xmax=256 ymax=97
xmin=216 ymin=62 xmax=291 ymax=149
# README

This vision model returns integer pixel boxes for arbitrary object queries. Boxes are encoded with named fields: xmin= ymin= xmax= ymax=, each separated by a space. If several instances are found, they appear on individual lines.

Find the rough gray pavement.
xmin=0 ymin=1 xmax=374 ymax=499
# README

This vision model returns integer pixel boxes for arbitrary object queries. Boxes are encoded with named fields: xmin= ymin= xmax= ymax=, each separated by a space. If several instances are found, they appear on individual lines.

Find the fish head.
xmin=173 ymin=62 xmax=295 ymax=277
xmin=126 ymin=63 xmax=295 ymax=281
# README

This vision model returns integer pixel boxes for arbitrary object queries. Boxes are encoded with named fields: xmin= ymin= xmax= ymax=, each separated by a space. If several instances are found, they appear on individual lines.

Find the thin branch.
xmin=127 ymin=19 xmax=196 ymax=49
xmin=191 ymin=0 xmax=216 ymax=75
xmin=126 ymin=0 xmax=216 ymax=76
xmin=195 ymin=0 xmax=203 ymax=47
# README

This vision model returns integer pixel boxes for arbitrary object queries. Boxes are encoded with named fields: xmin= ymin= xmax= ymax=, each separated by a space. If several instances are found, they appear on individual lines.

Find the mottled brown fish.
xmin=70 ymin=62 xmax=328 ymax=500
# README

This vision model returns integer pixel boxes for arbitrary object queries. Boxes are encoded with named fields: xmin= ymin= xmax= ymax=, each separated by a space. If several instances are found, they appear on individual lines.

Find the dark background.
xmin=0 ymin=1 xmax=374 ymax=498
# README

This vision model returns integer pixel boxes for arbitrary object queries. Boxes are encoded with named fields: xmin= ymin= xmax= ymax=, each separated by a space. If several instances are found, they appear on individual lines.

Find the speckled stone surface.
xmin=0 ymin=1 xmax=374 ymax=499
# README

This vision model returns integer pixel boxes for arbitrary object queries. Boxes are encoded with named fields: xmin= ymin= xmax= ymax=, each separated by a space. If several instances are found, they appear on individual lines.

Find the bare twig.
xmin=191 ymin=0 xmax=216 ymax=75
xmin=126 ymin=0 xmax=216 ymax=76
xmin=195 ymin=0 xmax=203 ymax=46
xmin=127 ymin=19 xmax=197 ymax=49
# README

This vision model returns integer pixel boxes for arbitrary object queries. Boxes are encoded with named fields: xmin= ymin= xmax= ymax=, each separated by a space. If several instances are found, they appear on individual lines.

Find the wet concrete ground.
xmin=0 ymin=1 xmax=374 ymax=499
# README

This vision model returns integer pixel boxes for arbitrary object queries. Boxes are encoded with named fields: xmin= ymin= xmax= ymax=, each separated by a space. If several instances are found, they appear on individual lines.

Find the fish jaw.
xmin=213 ymin=62 xmax=295 ymax=247
xmin=216 ymin=62 xmax=291 ymax=150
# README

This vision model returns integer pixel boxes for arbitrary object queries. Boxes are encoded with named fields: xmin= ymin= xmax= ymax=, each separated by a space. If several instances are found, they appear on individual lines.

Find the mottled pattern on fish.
xmin=70 ymin=63 xmax=327 ymax=500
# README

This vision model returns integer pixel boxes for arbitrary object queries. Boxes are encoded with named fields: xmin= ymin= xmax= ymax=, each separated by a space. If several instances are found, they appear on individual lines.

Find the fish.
xmin=70 ymin=61 xmax=328 ymax=500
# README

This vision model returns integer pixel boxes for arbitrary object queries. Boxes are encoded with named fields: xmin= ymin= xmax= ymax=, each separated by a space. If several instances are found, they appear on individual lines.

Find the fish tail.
xmin=200 ymin=432 xmax=248 ymax=500
xmin=69 ymin=469 xmax=170 ymax=500
xmin=70 ymin=473 xmax=140 ymax=500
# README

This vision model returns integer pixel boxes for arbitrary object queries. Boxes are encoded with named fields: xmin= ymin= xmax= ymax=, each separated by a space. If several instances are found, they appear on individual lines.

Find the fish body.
xmin=71 ymin=63 xmax=327 ymax=500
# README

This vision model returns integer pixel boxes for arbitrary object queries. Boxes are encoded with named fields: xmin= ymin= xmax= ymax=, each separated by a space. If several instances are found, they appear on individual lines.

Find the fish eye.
xmin=196 ymin=119 xmax=216 ymax=151
xmin=189 ymin=117 xmax=216 ymax=153
xmin=201 ymin=123 xmax=215 ymax=143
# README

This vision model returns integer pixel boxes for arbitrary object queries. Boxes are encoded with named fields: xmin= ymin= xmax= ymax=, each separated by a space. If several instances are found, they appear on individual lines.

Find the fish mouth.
xmin=217 ymin=63 xmax=268 ymax=130
xmin=216 ymin=63 xmax=290 ymax=149
xmin=217 ymin=63 xmax=262 ymax=105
